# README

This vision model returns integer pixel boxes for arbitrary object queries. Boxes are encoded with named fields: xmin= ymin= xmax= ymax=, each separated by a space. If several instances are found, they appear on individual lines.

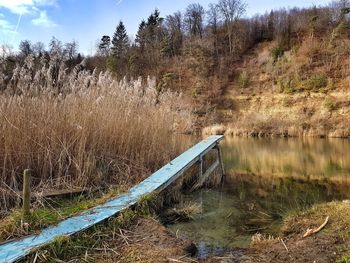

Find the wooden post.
xmin=23 ymin=169 xmax=32 ymax=219
xmin=199 ymin=156 xmax=203 ymax=178
xmin=216 ymin=144 xmax=225 ymax=178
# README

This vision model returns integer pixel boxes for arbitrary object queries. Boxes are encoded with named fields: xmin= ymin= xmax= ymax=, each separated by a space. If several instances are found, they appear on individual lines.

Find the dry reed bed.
xmin=0 ymin=55 xmax=194 ymax=214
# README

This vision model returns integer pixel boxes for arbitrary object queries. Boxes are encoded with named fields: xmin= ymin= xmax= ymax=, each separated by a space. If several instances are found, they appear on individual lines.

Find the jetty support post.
xmin=22 ymin=169 xmax=32 ymax=220
xmin=198 ymin=155 xmax=203 ymax=178
xmin=215 ymin=143 xmax=225 ymax=179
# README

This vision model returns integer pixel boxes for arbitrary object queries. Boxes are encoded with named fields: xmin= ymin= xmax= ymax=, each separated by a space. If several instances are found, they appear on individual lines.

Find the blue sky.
xmin=0 ymin=0 xmax=331 ymax=55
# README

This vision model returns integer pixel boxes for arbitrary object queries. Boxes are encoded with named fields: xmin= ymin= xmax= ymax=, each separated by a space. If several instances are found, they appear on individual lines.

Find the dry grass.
xmin=0 ymin=55 xmax=194 ymax=214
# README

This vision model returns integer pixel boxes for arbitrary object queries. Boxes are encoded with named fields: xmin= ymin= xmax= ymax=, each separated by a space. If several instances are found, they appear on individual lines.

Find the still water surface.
xmin=168 ymin=137 xmax=350 ymax=258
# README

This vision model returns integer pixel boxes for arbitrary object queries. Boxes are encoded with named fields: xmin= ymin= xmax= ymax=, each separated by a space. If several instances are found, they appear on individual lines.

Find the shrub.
xmin=277 ymin=77 xmax=297 ymax=94
xmin=238 ymin=71 xmax=249 ymax=89
xmin=281 ymin=97 xmax=293 ymax=107
xmin=157 ymin=72 xmax=178 ymax=91
xmin=324 ymin=97 xmax=338 ymax=111
xmin=305 ymin=74 xmax=328 ymax=91
xmin=271 ymin=46 xmax=284 ymax=62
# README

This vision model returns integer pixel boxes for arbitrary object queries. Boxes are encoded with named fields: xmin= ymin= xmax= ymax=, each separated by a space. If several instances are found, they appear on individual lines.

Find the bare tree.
xmin=207 ymin=3 xmax=221 ymax=57
xmin=166 ymin=11 xmax=183 ymax=34
xmin=33 ymin=41 xmax=46 ymax=56
xmin=64 ymin=40 xmax=79 ymax=61
xmin=165 ymin=11 xmax=183 ymax=55
xmin=19 ymin=40 xmax=33 ymax=58
xmin=0 ymin=44 xmax=13 ymax=60
xmin=49 ymin=37 xmax=63 ymax=57
xmin=217 ymin=0 xmax=247 ymax=56
xmin=329 ymin=0 xmax=350 ymax=23
xmin=184 ymin=3 xmax=205 ymax=38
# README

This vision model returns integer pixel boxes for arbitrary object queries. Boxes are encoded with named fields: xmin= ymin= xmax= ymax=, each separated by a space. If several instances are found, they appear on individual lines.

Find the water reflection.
xmin=223 ymin=137 xmax=350 ymax=179
xmin=168 ymin=137 xmax=350 ymax=257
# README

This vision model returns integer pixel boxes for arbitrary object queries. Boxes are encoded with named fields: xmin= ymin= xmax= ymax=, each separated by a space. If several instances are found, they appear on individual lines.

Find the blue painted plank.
xmin=0 ymin=135 xmax=224 ymax=263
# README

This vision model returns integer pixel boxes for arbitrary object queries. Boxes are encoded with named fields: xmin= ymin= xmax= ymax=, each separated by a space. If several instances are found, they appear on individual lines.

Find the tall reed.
xmin=0 ymin=55 xmax=194 ymax=213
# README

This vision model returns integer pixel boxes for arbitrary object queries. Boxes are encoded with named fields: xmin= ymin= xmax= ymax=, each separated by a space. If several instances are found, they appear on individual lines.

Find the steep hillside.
xmin=204 ymin=35 xmax=350 ymax=138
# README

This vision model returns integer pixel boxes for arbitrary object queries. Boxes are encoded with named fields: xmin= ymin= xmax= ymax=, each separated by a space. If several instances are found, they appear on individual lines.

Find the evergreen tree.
xmin=136 ymin=20 xmax=147 ymax=49
xmin=147 ymin=9 xmax=161 ymax=27
xmin=111 ymin=21 xmax=129 ymax=58
xmin=146 ymin=9 xmax=164 ymax=44
xmin=99 ymin=35 xmax=111 ymax=56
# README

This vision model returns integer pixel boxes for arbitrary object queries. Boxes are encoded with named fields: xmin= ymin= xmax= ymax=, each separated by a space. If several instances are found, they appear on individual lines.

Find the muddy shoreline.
xmin=203 ymin=124 xmax=350 ymax=138
xmin=101 ymin=200 xmax=349 ymax=263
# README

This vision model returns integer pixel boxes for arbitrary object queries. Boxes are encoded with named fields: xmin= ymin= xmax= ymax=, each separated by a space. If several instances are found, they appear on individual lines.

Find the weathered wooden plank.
xmin=0 ymin=135 xmax=224 ymax=263
xmin=16 ymin=188 xmax=98 ymax=200
xmin=191 ymin=159 xmax=220 ymax=192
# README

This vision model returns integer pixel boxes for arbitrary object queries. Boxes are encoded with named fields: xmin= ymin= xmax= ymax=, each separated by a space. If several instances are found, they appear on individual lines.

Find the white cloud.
xmin=0 ymin=0 xmax=58 ymax=30
xmin=35 ymin=0 xmax=56 ymax=6
xmin=0 ymin=18 xmax=18 ymax=43
xmin=0 ymin=0 xmax=33 ymax=14
xmin=0 ymin=0 xmax=56 ymax=14
xmin=0 ymin=18 xmax=14 ymax=30
xmin=31 ymin=10 xmax=56 ymax=27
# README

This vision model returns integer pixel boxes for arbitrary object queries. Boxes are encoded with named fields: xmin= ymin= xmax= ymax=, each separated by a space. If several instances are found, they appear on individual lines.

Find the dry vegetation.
xmin=204 ymin=31 xmax=350 ymax=138
xmin=0 ymin=54 xmax=194 ymax=215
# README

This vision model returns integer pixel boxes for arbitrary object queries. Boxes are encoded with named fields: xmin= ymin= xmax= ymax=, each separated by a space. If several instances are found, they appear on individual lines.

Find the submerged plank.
xmin=0 ymin=135 xmax=224 ymax=263
xmin=191 ymin=159 xmax=220 ymax=191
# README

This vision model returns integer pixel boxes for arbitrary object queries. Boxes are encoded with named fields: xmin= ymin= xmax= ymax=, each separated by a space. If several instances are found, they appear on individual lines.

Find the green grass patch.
xmin=0 ymin=188 xmax=124 ymax=243
xmin=22 ymin=194 xmax=160 ymax=262
xmin=337 ymin=254 xmax=350 ymax=263
xmin=238 ymin=71 xmax=250 ymax=89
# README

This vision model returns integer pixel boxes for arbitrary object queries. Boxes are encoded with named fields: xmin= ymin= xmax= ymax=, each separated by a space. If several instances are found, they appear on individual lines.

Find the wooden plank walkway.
xmin=0 ymin=135 xmax=224 ymax=263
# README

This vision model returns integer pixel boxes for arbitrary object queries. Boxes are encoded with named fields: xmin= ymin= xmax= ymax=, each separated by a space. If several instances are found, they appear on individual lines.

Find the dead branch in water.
xmin=303 ymin=216 xmax=329 ymax=238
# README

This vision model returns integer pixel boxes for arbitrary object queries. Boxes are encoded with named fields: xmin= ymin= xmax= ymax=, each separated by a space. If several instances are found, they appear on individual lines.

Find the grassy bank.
xmin=15 ymin=194 xmax=349 ymax=262
xmin=0 ymin=187 xmax=127 ymax=243
xmin=201 ymin=200 xmax=350 ymax=263
xmin=248 ymin=200 xmax=350 ymax=263
xmin=15 ymin=186 xmax=198 ymax=262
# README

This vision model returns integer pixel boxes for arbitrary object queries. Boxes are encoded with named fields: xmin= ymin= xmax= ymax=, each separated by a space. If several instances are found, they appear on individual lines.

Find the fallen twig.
xmin=213 ymin=256 xmax=235 ymax=259
xmin=118 ymin=228 xmax=130 ymax=245
xmin=303 ymin=216 xmax=329 ymax=238
xmin=168 ymin=258 xmax=186 ymax=263
xmin=279 ymin=238 xmax=289 ymax=253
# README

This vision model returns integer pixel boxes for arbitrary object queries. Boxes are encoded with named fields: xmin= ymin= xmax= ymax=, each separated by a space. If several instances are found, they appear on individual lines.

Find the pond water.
xmin=168 ymin=137 xmax=350 ymax=258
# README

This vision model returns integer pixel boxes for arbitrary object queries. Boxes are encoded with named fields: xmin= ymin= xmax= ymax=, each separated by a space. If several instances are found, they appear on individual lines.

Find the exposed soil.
xmin=245 ymin=234 xmax=345 ymax=263
xmin=203 ymin=235 xmax=345 ymax=263
xmin=93 ymin=217 xmax=197 ymax=263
